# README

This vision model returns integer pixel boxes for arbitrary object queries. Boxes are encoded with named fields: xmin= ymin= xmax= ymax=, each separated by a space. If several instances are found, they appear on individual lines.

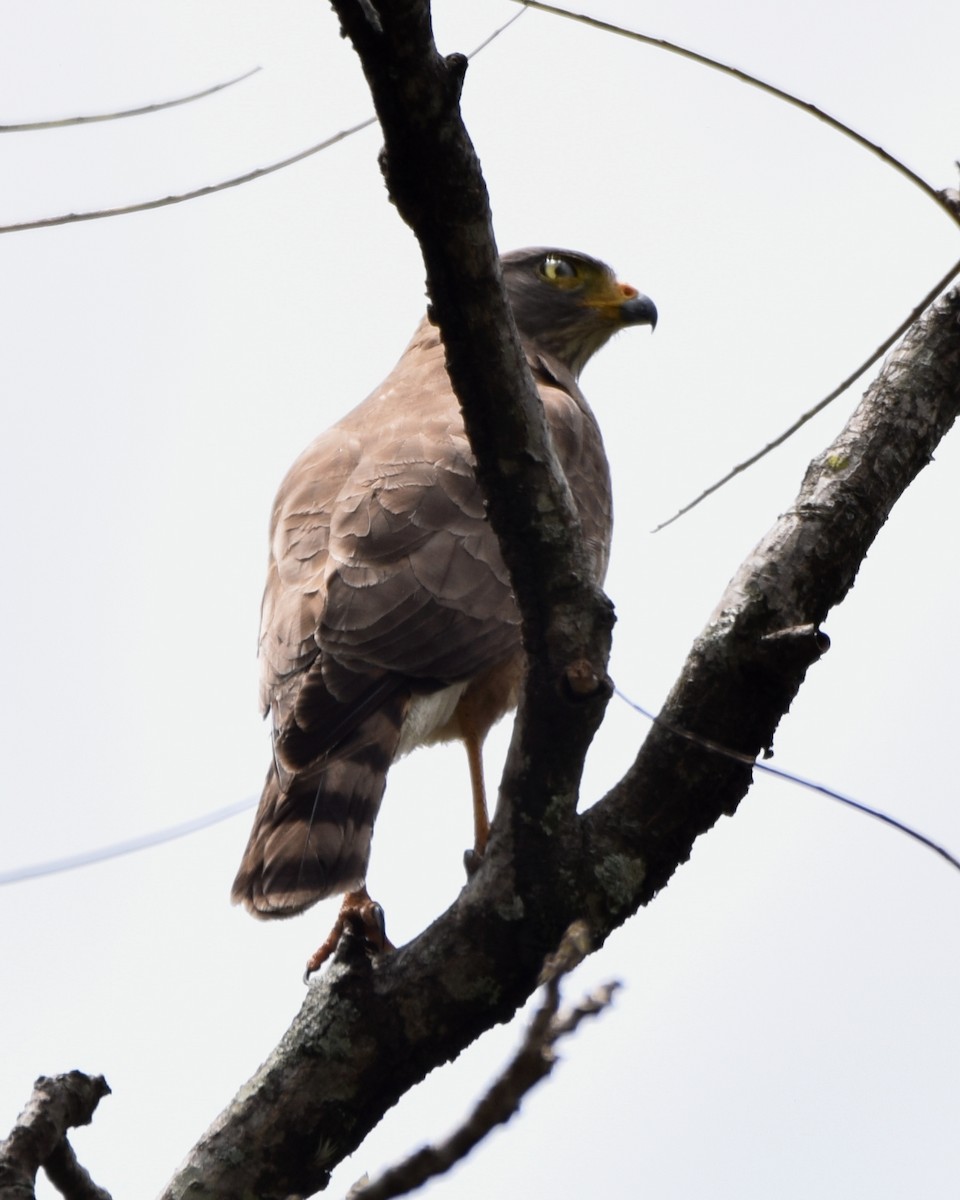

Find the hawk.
xmin=232 ymin=248 xmax=656 ymax=971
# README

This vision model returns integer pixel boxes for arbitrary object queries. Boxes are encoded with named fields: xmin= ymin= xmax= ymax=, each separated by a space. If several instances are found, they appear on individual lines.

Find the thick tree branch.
xmin=0 ymin=1072 xmax=111 ymax=1200
xmin=583 ymin=286 xmax=960 ymax=923
xmin=325 ymin=0 xmax=616 ymax=956
xmin=156 ymin=290 xmax=960 ymax=1200
xmin=345 ymin=922 xmax=617 ymax=1200
xmin=151 ymin=1 xmax=960 ymax=1194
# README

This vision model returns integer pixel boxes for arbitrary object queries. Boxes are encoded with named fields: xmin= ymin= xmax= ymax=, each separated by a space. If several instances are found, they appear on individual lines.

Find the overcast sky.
xmin=1 ymin=2 xmax=958 ymax=1197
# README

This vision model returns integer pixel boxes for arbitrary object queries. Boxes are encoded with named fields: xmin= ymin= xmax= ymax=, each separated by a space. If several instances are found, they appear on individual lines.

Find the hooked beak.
xmin=619 ymin=291 xmax=658 ymax=331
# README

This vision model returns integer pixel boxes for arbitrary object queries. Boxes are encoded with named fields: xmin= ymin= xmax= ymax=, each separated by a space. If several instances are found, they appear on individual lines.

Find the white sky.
xmin=1 ymin=2 xmax=958 ymax=1197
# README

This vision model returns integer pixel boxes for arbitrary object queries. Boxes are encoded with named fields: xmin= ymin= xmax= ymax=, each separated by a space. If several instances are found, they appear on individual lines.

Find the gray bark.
xmin=154 ymin=2 xmax=960 ymax=1196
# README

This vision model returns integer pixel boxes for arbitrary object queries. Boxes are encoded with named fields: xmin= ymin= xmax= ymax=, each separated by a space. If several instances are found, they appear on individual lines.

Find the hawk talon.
xmin=463 ymin=847 xmax=484 ymax=877
xmin=351 ymin=900 xmax=391 ymax=956
xmin=303 ymin=889 xmax=394 ymax=981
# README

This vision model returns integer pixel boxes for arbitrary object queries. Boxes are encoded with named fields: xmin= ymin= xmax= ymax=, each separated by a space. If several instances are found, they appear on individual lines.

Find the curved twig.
xmin=516 ymin=1 xmax=960 ymax=525
xmin=517 ymin=1 xmax=960 ymax=228
xmin=0 ymin=1072 xmax=112 ymax=1200
xmin=0 ymin=8 xmax=524 ymax=237
xmin=156 ymin=277 xmax=960 ymax=1198
xmin=344 ymin=924 xmax=617 ymax=1200
xmin=155 ymin=2 xmax=960 ymax=1187
xmin=0 ymin=118 xmax=378 ymax=235
xmin=0 ymin=67 xmax=261 ymax=133
xmin=652 ymin=256 xmax=960 ymax=529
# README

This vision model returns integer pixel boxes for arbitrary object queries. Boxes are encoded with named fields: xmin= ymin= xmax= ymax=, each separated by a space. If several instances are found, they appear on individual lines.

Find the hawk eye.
xmin=540 ymin=256 xmax=578 ymax=283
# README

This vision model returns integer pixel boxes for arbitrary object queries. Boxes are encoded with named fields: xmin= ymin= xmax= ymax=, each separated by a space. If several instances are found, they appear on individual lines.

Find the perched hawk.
xmin=232 ymin=248 xmax=656 ymax=970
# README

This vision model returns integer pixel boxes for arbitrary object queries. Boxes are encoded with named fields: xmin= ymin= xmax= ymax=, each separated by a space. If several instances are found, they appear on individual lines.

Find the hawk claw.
xmin=356 ymin=900 xmax=390 ymax=954
xmin=463 ymin=847 xmax=484 ymax=877
xmin=303 ymin=888 xmax=395 ymax=981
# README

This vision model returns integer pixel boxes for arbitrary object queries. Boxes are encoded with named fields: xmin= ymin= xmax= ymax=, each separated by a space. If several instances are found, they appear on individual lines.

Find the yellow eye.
xmin=540 ymin=255 xmax=578 ymax=284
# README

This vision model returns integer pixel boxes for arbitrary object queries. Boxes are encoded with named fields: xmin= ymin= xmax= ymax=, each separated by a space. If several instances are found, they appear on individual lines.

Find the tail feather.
xmin=231 ymin=691 xmax=407 ymax=918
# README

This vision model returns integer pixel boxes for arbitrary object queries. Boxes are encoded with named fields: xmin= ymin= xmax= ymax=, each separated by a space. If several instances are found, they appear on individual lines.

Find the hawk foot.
xmin=303 ymin=887 xmax=395 ymax=981
xmin=463 ymin=846 xmax=484 ymax=877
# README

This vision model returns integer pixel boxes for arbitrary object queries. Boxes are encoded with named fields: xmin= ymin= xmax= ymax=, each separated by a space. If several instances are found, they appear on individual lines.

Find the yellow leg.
xmin=463 ymin=726 xmax=490 ymax=859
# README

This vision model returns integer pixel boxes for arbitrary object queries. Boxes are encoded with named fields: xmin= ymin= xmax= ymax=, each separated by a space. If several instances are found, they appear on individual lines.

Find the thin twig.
xmin=0 ymin=1072 xmax=112 ymax=1199
xmin=517 ymin=3 xmax=960 ymax=523
xmin=0 ymin=8 xmax=525 ymax=237
xmin=0 ymin=118 xmax=377 ymax=235
xmin=467 ymin=5 xmax=525 ymax=56
xmin=44 ymin=1137 xmax=114 ymax=1200
xmin=0 ymin=67 xmax=261 ymax=132
xmin=345 ymin=923 xmax=618 ymax=1200
xmin=652 ymin=256 xmax=960 ymax=530
xmin=516 ymin=1 xmax=960 ymax=229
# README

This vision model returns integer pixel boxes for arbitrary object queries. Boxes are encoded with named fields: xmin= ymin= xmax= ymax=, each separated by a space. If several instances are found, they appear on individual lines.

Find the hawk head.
xmin=501 ymin=247 xmax=657 ymax=378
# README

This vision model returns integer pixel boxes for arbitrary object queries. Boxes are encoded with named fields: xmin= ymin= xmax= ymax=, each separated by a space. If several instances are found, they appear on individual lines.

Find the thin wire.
xmin=514 ymin=2 xmax=960 ymax=530
xmin=0 ymin=67 xmax=262 ymax=133
xmin=468 ymin=6 xmax=526 ymax=55
xmin=0 ymin=9 xmax=531 ymax=892
xmin=0 ymin=8 xmax=526 ymax=237
xmin=516 ymin=1 xmax=960 ymax=228
xmin=6 ymin=678 xmax=956 ymax=887
xmin=613 ymin=687 xmax=960 ymax=874
xmin=0 ymin=796 xmax=256 ymax=887
xmin=652 ymin=256 xmax=960 ymax=531
xmin=0 ymin=118 xmax=378 ymax=236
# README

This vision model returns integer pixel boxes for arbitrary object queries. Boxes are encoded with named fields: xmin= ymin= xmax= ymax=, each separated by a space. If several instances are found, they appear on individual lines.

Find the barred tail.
xmin=231 ymin=693 xmax=406 ymax=918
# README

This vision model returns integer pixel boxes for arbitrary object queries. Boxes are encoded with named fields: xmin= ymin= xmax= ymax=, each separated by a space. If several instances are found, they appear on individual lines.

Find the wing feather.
xmin=258 ymin=320 xmax=612 ymax=756
xmin=241 ymin=307 xmax=615 ymax=920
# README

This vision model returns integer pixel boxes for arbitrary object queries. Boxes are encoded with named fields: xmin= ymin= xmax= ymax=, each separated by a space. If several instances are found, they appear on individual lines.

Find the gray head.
xmin=500 ymin=247 xmax=657 ymax=378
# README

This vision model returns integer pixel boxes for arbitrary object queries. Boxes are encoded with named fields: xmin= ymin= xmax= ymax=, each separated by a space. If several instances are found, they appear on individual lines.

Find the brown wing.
xmin=234 ymin=323 xmax=513 ymax=914
xmin=531 ymin=351 xmax=613 ymax=584
xmin=233 ymin=321 xmax=612 ymax=917
xmin=260 ymin=320 xmax=523 ymax=747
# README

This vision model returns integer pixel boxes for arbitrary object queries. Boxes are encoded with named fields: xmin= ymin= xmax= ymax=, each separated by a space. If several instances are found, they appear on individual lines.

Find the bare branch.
xmin=515 ymin=2 xmax=960 ymax=527
xmin=584 ymin=285 xmax=960 ymax=914
xmin=0 ymin=8 xmax=523 ymax=237
xmin=43 ymin=1139 xmax=113 ymax=1200
xmin=0 ymin=67 xmax=261 ymax=133
xmin=345 ymin=923 xmax=618 ymax=1200
xmin=516 ymin=1 xmax=960 ymax=229
xmin=653 ymin=255 xmax=960 ymax=530
xmin=0 ymin=119 xmax=377 ymax=236
xmin=155 ymin=3 xmax=960 ymax=1192
xmin=0 ymin=1072 xmax=111 ymax=1200
xmin=154 ymin=282 xmax=960 ymax=1199
xmin=326 ymin=0 xmax=615 ymax=860
xmin=511 ymin=3 xmax=960 ymax=527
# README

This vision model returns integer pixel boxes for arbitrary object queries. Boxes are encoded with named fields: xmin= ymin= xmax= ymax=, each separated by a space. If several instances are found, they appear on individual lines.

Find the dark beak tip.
xmin=622 ymin=294 xmax=658 ymax=331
